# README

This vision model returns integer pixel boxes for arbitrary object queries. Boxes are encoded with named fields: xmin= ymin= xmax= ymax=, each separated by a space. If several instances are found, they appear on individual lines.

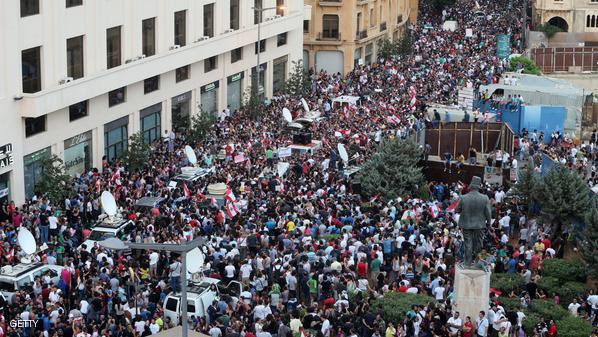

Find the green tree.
xmin=242 ymin=86 xmax=263 ymax=121
xmin=508 ymin=165 xmax=539 ymax=215
xmin=186 ymin=112 xmax=216 ymax=146
xmin=579 ymin=197 xmax=598 ymax=278
xmin=357 ymin=140 xmax=424 ymax=201
xmin=283 ymin=60 xmax=311 ymax=98
xmin=378 ymin=38 xmax=399 ymax=60
xmin=509 ymin=56 xmax=542 ymax=75
xmin=535 ymin=23 xmax=563 ymax=39
xmin=397 ymin=32 xmax=412 ymax=57
xmin=34 ymin=155 xmax=73 ymax=203
xmin=121 ymin=132 xmax=151 ymax=172
xmin=535 ymin=165 xmax=590 ymax=236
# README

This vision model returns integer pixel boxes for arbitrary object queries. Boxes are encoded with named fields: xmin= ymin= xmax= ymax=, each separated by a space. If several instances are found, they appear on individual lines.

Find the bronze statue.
xmin=456 ymin=176 xmax=491 ymax=267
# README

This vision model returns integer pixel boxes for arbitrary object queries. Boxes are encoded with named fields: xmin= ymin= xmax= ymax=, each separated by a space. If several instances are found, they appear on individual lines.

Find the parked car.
xmin=0 ymin=262 xmax=63 ymax=303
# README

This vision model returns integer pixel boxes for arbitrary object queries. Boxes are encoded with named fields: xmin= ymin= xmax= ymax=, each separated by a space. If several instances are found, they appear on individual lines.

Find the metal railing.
xmin=356 ymin=29 xmax=368 ymax=40
xmin=318 ymin=32 xmax=341 ymax=40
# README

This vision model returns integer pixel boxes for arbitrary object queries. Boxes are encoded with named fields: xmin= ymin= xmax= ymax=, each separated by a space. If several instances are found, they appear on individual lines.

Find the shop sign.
xmin=0 ymin=143 xmax=14 ymax=169
xmin=201 ymin=81 xmax=220 ymax=94
xmin=228 ymin=72 xmax=243 ymax=84
xmin=65 ymin=131 xmax=91 ymax=149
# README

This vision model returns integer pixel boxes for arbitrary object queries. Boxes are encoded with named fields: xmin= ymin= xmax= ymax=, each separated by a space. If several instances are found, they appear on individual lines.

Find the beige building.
xmin=533 ymin=0 xmax=598 ymax=33
xmin=303 ymin=0 xmax=419 ymax=75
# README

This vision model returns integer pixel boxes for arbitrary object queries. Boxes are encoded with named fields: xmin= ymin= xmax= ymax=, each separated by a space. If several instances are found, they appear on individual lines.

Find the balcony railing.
xmin=356 ymin=29 xmax=368 ymax=40
xmin=318 ymin=32 xmax=341 ymax=41
xmin=380 ymin=22 xmax=387 ymax=31
xmin=319 ymin=0 xmax=342 ymax=4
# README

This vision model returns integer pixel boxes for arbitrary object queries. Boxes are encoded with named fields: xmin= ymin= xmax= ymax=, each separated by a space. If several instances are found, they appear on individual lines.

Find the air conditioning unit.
xmin=125 ymin=58 xmax=135 ymax=64
xmin=194 ymin=36 xmax=210 ymax=42
xmin=170 ymin=45 xmax=181 ymax=50
xmin=59 ymin=77 xmax=74 ymax=84
xmin=223 ymin=29 xmax=235 ymax=33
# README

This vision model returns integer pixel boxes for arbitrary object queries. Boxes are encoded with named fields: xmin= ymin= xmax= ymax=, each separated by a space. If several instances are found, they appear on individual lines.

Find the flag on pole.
xmin=225 ymin=202 xmax=238 ymax=218
xmin=225 ymin=187 xmax=236 ymax=202
xmin=183 ymin=182 xmax=191 ymax=199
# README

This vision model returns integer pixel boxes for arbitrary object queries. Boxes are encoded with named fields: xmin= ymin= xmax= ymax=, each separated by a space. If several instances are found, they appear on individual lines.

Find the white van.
xmin=163 ymin=278 xmax=242 ymax=325
xmin=80 ymin=218 xmax=135 ymax=252
xmin=0 ymin=262 xmax=63 ymax=303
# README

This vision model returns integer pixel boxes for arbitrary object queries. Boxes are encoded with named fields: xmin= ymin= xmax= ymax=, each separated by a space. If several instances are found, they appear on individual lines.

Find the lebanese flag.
xmin=211 ymin=197 xmax=217 ymax=207
xmin=369 ymin=194 xmax=380 ymax=203
xmin=430 ymin=203 xmax=441 ymax=218
xmin=110 ymin=168 xmax=121 ymax=183
xmin=196 ymin=192 xmax=207 ymax=202
xmin=183 ymin=182 xmax=191 ymax=199
xmin=409 ymin=95 xmax=417 ymax=107
xmin=224 ymin=187 xmax=236 ymax=202
xmin=447 ymin=199 xmax=460 ymax=213
xmin=225 ymin=202 xmax=238 ymax=218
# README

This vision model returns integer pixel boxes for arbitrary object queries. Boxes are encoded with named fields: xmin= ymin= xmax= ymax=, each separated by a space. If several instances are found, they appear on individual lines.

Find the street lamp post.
xmin=101 ymin=237 xmax=205 ymax=337
xmin=253 ymin=5 xmax=284 ymax=100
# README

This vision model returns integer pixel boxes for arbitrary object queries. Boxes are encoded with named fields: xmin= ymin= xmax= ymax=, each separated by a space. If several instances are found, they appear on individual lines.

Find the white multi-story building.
xmin=0 ymin=0 xmax=304 ymax=204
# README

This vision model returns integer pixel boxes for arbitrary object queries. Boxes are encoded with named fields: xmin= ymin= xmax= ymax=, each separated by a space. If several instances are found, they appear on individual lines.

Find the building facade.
xmin=533 ymin=0 xmax=598 ymax=32
xmin=0 ymin=0 xmax=304 ymax=204
xmin=303 ymin=0 xmax=419 ymax=75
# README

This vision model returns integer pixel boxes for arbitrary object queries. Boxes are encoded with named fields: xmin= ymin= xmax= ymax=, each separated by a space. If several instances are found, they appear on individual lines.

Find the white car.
xmin=163 ymin=278 xmax=242 ymax=325
xmin=0 ymin=262 xmax=63 ymax=303
xmin=80 ymin=219 xmax=135 ymax=253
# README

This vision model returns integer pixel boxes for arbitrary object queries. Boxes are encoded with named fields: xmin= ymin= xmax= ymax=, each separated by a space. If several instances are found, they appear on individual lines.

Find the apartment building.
xmin=303 ymin=0 xmax=419 ymax=75
xmin=0 ymin=0 xmax=304 ymax=204
xmin=533 ymin=0 xmax=598 ymax=32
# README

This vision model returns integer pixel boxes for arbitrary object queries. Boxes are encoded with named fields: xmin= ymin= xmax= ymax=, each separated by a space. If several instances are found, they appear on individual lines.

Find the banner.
xmin=278 ymin=147 xmax=292 ymax=158
xmin=234 ymin=154 xmax=245 ymax=163
xmin=497 ymin=34 xmax=511 ymax=59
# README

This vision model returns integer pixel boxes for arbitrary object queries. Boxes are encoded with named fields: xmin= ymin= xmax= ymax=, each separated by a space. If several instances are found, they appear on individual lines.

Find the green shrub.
xmin=529 ymin=300 xmax=569 ymax=322
xmin=373 ymin=292 xmax=434 ymax=324
xmin=537 ymin=276 xmax=560 ymax=296
xmin=497 ymin=297 xmax=522 ymax=312
xmin=509 ymin=56 xmax=542 ymax=75
xmin=541 ymin=259 xmax=587 ymax=282
xmin=535 ymin=23 xmax=563 ymax=39
xmin=555 ymin=315 xmax=593 ymax=337
xmin=558 ymin=282 xmax=587 ymax=308
xmin=522 ymin=311 xmax=542 ymax=335
xmin=491 ymin=273 xmax=525 ymax=294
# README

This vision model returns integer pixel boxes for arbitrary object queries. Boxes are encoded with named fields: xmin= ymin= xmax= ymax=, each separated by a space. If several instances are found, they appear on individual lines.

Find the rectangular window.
xmin=303 ymin=20 xmax=309 ymax=33
xmin=21 ymin=0 xmax=39 ymax=17
xmin=106 ymin=26 xmax=122 ymax=69
xmin=273 ymin=57 xmax=287 ymax=94
xmin=277 ymin=33 xmax=287 ymax=46
xmin=104 ymin=124 xmax=128 ymax=162
xmin=141 ymin=104 xmax=161 ymax=144
xmin=108 ymin=87 xmax=126 ymax=107
xmin=69 ymin=100 xmax=88 ymax=121
xmin=21 ymin=47 xmax=41 ymax=93
xmin=66 ymin=0 xmax=82 ymax=7
xmin=230 ymin=0 xmax=239 ymax=30
xmin=204 ymin=56 xmax=217 ymax=73
xmin=204 ymin=4 xmax=214 ymax=38
xmin=323 ymin=15 xmax=339 ymax=39
xmin=276 ymin=0 xmax=284 ymax=16
xmin=176 ymin=65 xmax=190 ymax=82
xmin=174 ymin=10 xmax=187 ymax=47
xmin=67 ymin=35 xmax=84 ymax=79
xmin=25 ymin=116 xmax=46 ymax=137
xmin=255 ymin=39 xmax=266 ymax=54
xmin=144 ymin=75 xmax=160 ymax=94
xmin=231 ymin=47 xmax=243 ymax=63
xmin=142 ymin=17 xmax=156 ymax=57
xmin=254 ymin=0 xmax=263 ymax=24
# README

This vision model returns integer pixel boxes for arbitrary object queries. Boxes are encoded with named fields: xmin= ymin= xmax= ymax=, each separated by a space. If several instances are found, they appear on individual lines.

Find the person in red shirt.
xmin=463 ymin=316 xmax=474 ymax=337
xmin=546 ymin=320 xmax=557 ymax=337
xmin=356 ymin=258 xmax=368 ymax=278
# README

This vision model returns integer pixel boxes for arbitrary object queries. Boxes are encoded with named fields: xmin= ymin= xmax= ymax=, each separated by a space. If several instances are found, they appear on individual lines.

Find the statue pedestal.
xmin=453 ymin=265 xmax=491 ymax=321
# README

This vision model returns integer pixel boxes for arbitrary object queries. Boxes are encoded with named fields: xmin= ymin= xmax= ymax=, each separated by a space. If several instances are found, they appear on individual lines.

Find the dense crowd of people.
xmin=1 ymin=0 xmax=597 ymax=337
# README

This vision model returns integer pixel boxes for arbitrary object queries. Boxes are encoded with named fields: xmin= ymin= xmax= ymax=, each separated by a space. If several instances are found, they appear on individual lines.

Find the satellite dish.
xmin=187 ymin=247 xmax=204 ymax=273
xmin=185 ymin=145 xmax=197 ymax=165
xmin=301 ymin=98 xmax=310 ymax=113
xmin=101 ymin=191 xmax=117 ymax=217
xmin=337 ymin=143 xmax=349 ymax=162
xmin=18 ymin=228 xmax=36 ymax=255
xmin=282 ymin=108 xmax=292 ymax=123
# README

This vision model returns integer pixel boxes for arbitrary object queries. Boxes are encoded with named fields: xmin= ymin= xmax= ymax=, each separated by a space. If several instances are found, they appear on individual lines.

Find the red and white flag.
xmin=369 ymin=194 xmax=380 ymax=203
xmin=196 ymin=192 xmax=207 ymax=202
xmin=430 ymin=203 xmax=441 ymax=218
xmin=211 ymin=197 xmax=217 ymax=207
xmin=225 ymin=187 xmax=236 ymax=202
xmin=409 ymin=95 xmax=417 ymax=107
xmin=447 ymin=199 xmax=460 ymax=213
xmin=183 ymin=182 xmax=191 ymax=199
xmin=225 ymin=202 xmax=238 ymax=218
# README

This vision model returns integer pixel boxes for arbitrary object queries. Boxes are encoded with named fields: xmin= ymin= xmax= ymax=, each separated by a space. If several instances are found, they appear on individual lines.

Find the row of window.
xmin=21 ymin=0 xmax=82 ymax=17
xmin=586 ymin=14 xmax=598 ymax=27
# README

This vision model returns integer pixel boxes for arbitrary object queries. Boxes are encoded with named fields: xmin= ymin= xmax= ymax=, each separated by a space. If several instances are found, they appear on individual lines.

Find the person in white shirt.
xmin=476 ymin=311 xmax=489 ymax=337
xmin=447 ymin=312 xmax=463 ymax=336
xmin=240 ymin=260 xmax=253 ymax=284
xmin=149 ymin=319 xmax=160 ymax=334
xmin=134 ymin=319 xmax=146 ymax=334
xmin=149 ymin=251 xmax=159 ymax=278
xmin=433 ymin=281 xmax=445 ymax=301
xmin=568 ymin=298 xmax=581 ymax=316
